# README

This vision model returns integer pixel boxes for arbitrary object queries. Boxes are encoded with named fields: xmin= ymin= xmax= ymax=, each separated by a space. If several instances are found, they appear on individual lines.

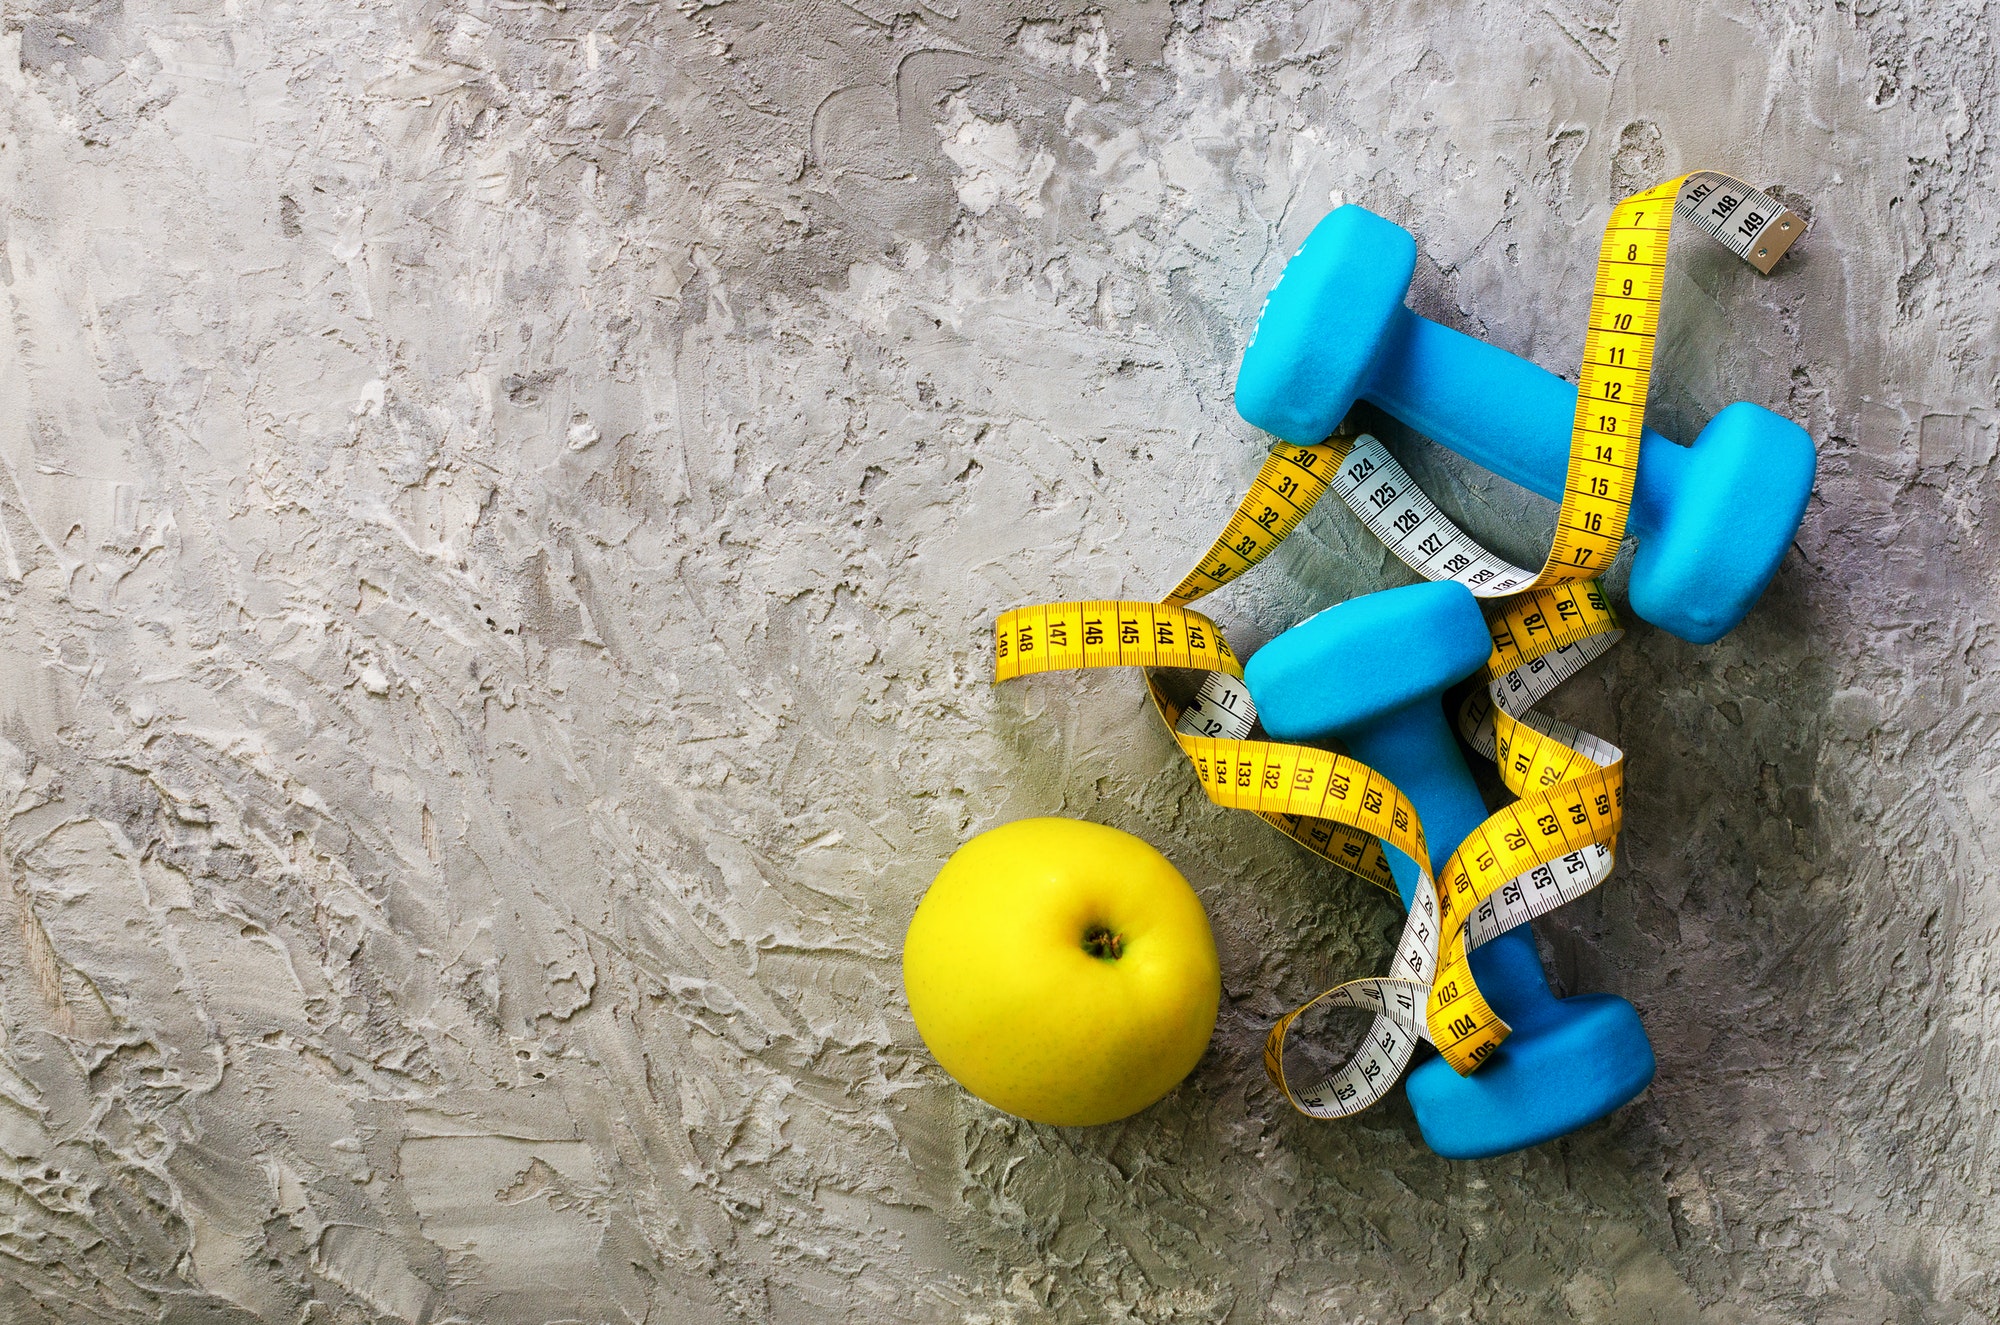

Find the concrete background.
xmin=0 ymin=0 xmax=1991 ymax=1320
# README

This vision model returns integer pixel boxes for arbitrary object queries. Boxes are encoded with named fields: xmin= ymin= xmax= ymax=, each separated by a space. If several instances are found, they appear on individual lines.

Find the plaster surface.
xmin=0 ymin=0 xmax=1992 ymax=1320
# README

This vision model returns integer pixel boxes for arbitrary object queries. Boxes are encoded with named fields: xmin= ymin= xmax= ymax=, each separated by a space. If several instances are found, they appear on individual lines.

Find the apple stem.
xmin=1082 ymin=925 xmax=1123 ymax=960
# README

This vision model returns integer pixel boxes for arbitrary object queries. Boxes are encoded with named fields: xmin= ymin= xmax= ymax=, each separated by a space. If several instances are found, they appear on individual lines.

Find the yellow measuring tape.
xmin=993 ymin=172 xmax=1804 ymax=1119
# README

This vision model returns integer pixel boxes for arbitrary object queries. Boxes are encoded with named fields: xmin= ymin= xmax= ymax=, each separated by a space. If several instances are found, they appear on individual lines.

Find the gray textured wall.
xmin=0 ymin=0 xmax=1990 ymax=1320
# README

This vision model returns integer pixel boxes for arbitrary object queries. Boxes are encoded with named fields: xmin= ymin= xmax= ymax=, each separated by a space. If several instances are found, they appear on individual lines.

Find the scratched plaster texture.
xmin=0 ymin=0 xmax=1991 ymax=1320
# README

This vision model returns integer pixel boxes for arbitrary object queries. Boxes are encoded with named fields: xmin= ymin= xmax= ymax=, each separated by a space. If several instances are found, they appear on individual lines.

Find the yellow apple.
xmin=902 ymin=817 xmax=1220 ymax=1126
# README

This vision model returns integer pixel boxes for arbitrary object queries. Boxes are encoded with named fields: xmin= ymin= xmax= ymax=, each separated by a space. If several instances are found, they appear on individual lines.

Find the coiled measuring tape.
xmin=993 ymin=173 xmax=1804 ymax=1120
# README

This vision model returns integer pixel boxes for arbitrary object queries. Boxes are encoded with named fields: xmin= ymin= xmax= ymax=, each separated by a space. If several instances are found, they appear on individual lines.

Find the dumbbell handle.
xmin=1342 ymin=702 xmax=1569 ymax=1039
xmin=1365 ymin=309 xmax=1685 ymax=545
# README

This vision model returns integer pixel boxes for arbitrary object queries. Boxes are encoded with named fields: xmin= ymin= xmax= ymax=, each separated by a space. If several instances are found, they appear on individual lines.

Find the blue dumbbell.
xmin=1245 ymin=580 xmax=1655 ymax=1159
xmin=1236 ymin=205 xmax=1816 ymax=645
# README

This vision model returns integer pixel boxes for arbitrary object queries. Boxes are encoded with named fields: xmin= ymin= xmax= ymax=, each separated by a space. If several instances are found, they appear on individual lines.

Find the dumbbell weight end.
xmin=1366 ymin=313 xmax=1814 ymax=644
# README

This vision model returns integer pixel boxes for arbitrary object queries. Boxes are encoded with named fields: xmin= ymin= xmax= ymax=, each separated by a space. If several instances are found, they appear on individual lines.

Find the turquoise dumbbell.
xmin=1246 ymin=580 xmax=1655 ymax=1158
xmin=1236 ymin=205 xmax=1816 ymax=644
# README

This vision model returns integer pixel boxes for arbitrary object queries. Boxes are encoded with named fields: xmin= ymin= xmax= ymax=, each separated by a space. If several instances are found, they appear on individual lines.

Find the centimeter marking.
xmin=1176 ymin=671 xmax=1257 ymax=740
xmin=995 ymin=601 xmax=1240 ymax=681
xmin=1328 ymin=439 xmax=1540 ymax=596
xmin=1550 ymin=179 xmax=1673 ymax=577
xmin=1678 ymin=171 xmax=1806 ymax=273
xmin=1164 ymin=667 xmax=1401 ymax=896
xmin=1175 ymin=734 xmax=1430 ymax=866
xmin=1164 ymin=442 xmax=1344 ymax=606
xmin=1465 ymin=842 xmax=1616 ymax=950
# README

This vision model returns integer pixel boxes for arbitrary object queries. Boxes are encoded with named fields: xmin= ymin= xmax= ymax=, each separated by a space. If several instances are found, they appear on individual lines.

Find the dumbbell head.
xmin=1628 ymin=401 xmax=1816 ymax=645
xmin=1246 ymin=580 xmax=1490 ymax=744
xmin=1405 ymin=977 xmax=1655 ymax=1159
xmin=1235 ymin=206 xmax=1417 ymax=447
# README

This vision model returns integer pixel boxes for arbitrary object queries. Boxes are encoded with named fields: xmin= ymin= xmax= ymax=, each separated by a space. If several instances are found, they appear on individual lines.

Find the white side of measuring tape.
xmin=1329 ymin=437 xmax=1544 ymax=598
xmin=1327 ymin=433 xmax=1627 ymax=949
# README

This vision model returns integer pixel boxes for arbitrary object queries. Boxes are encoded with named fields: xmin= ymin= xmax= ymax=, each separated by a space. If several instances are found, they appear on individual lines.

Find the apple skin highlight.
xmin=903 ymin=818 xmax=1221 ymax=1127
